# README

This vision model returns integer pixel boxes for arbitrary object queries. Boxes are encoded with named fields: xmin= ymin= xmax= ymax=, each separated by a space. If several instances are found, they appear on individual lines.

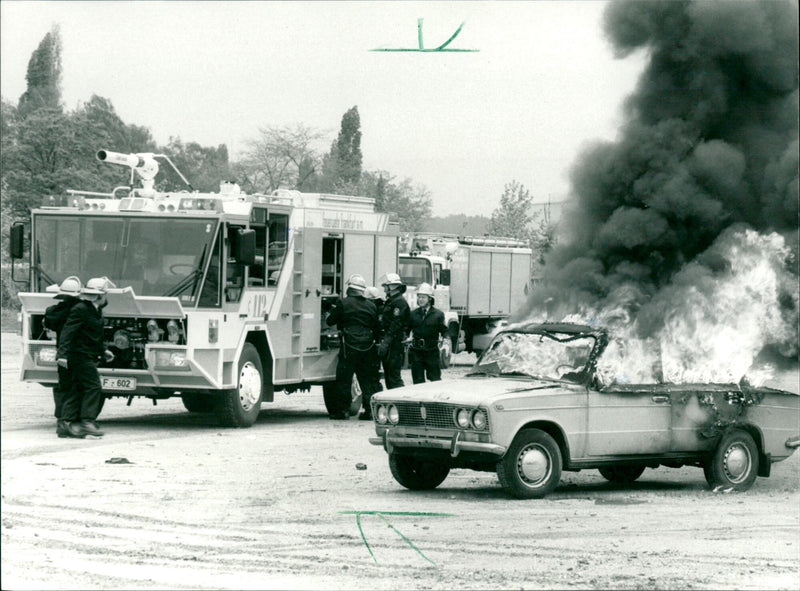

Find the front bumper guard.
xmin=786 ymin=435 xmax=800 ymax=449
xmin=369 ymin=429 xmax=505 ymax=458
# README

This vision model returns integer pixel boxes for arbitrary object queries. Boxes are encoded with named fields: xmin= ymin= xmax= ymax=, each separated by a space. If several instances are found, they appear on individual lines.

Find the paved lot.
xmin=2 ymin=334 xmax=799 ymax=590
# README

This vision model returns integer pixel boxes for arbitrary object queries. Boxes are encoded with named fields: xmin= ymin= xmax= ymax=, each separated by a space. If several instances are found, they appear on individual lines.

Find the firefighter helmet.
xmin=364 ymin=286 xmax=382 ymax=300
xmin=380 ymin=272 xmax=404 ymax=287
xmin=417 ymin=283 xmax=434 ymax=297
xmin=346 ymin=274 xmax=367 ymax=292
xmin=56 ymin=276 xmax=83 ymax=297
xmin=83 ymin=276 xmax=116 ymax=294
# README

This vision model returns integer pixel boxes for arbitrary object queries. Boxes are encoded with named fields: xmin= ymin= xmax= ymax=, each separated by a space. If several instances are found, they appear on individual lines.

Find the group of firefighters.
xmin=41 ymin=270 xmax=448 ymax=435
xmin=325 ymin=272 xmax=448 ymax=421
xmin=44 ymin=275 xmax=118 ymax=439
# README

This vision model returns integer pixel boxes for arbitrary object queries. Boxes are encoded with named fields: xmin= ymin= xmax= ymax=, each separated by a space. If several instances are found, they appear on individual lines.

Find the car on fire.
xmin=369 ymin=322 xmax=800 ymax=499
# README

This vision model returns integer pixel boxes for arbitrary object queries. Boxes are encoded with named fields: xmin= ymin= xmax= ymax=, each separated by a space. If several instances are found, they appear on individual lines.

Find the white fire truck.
xmin=399 ymin=233 xmax=532 ymax=363
xmin=8 ymin=150 xmax=399 ymax=427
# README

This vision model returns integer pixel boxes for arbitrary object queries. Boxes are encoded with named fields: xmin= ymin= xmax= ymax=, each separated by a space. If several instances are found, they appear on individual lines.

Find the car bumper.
xmin=786 ymin=435 xmax=800 ymax=449
xmin=369 ymin=429 xmax=506 ymax=458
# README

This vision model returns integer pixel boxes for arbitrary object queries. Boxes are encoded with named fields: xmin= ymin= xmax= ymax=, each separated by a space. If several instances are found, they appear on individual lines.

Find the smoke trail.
xmin=521 ymin=0 xmax=798 ymax=383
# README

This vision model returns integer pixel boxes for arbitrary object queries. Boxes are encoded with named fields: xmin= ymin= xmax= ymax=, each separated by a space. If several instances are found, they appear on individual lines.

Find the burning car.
xmin=369 ymin=322 xmax=800 ymax=499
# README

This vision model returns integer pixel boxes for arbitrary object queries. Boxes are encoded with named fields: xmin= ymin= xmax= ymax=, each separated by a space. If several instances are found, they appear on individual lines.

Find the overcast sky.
xmin=1 ymin=1 xmax=647 ymax=216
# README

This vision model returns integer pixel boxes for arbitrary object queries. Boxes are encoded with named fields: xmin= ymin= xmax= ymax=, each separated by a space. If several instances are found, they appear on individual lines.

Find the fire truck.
xmin=8 ymin=150 xmax=399 ymax=427
xmin=399 ymin=233 xmax=532 ymax=364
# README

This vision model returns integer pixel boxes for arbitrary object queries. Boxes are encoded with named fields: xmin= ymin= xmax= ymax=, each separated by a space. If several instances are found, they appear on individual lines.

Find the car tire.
xmin=181 ymin=392 xmax=216 ymax=413
xmin=217 ymin=343 xmax=263 ymax=428
xmin=389 ymin=453 xmax=450 ymax=490
xmin=497 ymin=429 xmax=562 ymax=499
xmin=322 ymin=375 xmax=362 ymax=417
xmin=703 ymin=429 xmax=759 ymax=491
xmin=598 ymin=465 xmax=646 ymax=484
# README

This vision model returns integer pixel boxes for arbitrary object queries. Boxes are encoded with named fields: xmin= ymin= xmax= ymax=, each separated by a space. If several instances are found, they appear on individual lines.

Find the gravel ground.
xmin=2 ymin=334 xmax=799 ymax=590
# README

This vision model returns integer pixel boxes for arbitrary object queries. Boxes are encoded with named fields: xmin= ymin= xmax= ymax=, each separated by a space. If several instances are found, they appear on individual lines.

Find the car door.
xmin=585 ymin=384 xmax=672 ymax=456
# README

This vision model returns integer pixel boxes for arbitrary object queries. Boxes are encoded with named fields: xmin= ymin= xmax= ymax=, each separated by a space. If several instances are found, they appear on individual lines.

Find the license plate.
xmin=102 ymin=377 xmax=136 ymax=391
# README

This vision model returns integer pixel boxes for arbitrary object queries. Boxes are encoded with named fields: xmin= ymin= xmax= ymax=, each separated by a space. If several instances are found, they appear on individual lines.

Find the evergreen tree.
xmin=334 ymin=106 xmax=362 ymax=185
xmin=18 ymin=25 xmax=63 ymax=116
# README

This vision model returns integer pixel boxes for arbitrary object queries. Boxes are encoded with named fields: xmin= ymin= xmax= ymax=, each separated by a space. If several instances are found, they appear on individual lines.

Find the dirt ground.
xmin=2 ymin=333 xmax=799 ymax=590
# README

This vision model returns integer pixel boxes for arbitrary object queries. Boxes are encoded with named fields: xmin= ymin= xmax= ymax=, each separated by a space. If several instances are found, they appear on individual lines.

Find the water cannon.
xmin=97 ymin=149 xmax=194 ymax=197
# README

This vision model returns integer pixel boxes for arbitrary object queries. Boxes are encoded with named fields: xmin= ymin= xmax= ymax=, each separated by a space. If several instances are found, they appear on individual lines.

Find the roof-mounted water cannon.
xmin=97 ymin=150 xmax=194 ymax=197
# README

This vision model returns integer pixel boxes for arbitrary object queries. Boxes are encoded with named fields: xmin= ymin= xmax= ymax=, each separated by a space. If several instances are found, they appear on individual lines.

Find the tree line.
xmin=1 ymin=26 xmax=556 ymax=310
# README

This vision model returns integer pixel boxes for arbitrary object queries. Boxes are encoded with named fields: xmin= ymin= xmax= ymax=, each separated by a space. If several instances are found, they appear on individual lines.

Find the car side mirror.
xmin=235 ymin=229 xmax=256 ymax=266
xmin=440 ymin=269 xmax=450 ymax=286
xmin=9 ymin=223 xmax=24 ymax=259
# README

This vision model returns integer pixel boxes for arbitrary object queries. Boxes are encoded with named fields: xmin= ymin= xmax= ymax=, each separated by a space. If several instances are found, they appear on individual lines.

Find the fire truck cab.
xmin=9 ymin=151 xmax=399 ymax=427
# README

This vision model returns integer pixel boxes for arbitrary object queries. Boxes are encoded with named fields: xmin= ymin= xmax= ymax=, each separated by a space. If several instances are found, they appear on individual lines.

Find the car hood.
xmin=372 ymin=375 xmax=570 ymax=407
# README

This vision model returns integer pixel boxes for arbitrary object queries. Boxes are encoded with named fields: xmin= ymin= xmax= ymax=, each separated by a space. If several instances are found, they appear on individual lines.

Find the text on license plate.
xmin=102 ymin=377 xmax=136 ymax=391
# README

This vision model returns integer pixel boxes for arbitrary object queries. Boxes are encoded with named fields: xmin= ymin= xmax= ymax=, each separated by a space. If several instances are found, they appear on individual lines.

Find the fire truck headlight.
xmin=146 ymin=319 xmax=162 ymax=343
xmin=166 ymin=320 xmax=181 ymax=343
xmin=154 ymin=350 xmax=188 ymax=369
xmin=37 ymin=346 xmax=57 ymax=365
xmin=208 ymin=319 xmax=218 ymax=344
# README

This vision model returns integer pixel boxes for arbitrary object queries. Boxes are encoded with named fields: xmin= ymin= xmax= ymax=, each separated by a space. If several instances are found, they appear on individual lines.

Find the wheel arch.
xmin=722 ymin=423 xmax=770 ymax=477
xmin=245 ymin=330 xmax=274 ymax=402
xmin=516 ymin=420 xmax=571 ymax=465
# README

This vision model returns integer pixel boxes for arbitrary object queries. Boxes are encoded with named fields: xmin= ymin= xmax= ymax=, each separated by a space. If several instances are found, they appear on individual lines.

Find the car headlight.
xmin=471 ymin=409 xmax=487 ymax=430
xmin=456 ymin=408 xmax=470 ymax=429
xmin=376 ymin=405 xmax=388 ymax=424
xmin=388 ymin=404 xmax=399 ymax=425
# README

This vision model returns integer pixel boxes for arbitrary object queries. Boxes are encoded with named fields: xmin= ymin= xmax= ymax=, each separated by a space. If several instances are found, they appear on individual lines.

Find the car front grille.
xmin=392 ymin=402 xmax=488 ymax=431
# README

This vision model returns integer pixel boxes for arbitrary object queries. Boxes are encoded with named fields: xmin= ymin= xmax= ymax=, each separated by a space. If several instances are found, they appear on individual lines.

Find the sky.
xmin=0 ymin=0 xmax=647 ymax=217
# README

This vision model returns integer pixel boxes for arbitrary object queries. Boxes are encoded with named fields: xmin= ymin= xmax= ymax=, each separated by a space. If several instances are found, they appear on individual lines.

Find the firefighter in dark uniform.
xmin=325 ymin=274 xmax=381 ymax=420
xmin=377 ymin=273 xmax=410 ymax=389
xmin=57 ymin=277 xmax=116 ymax=438
xmin=408 ymin=282 xmax=448 ymax=384
xmin=362 ymin=286 xmax=385 ymax=403
xmin=43 ymin=276 xmax=83 ymax=437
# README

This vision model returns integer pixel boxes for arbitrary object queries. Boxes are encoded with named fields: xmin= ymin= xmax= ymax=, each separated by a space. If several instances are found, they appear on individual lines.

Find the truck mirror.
xmin=440 ymin=269 xmax=451 ymax=286
xmin=235 ymin=229 xmax=256 ymax=266
xmin=9 ymin=222 xmax=24 ymax=259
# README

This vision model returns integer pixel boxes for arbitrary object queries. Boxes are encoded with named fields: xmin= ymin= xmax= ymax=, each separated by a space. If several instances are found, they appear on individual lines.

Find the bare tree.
xmin=235 ymin=124 xmax=327 ymax=193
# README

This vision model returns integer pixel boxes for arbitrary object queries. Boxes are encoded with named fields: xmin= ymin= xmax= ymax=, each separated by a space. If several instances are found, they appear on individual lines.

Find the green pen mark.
xmin=341 ymin=510 xmax=453 ymax=565
xmin=371 ymin=19 xmax=479 ymax=53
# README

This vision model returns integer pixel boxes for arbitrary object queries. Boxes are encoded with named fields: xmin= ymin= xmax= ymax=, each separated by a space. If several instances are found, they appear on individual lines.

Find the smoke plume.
xmin=522 ymin=0 xmax=799 ymax=385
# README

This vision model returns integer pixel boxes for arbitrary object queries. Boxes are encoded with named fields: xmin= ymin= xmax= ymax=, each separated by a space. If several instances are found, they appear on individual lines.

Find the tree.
xmin=159 ymin=138 xmax=231 ymax=192
xmin=18 ymin=25 xmax=63 ymax=116
xmin=235 ymin=124 xmax=326 ymax=193
xmin=358 ymin=170 xmax=432 ymax=232
xmin=490 ymin=181 xmax=536 ymax=242
xmin=316 ymin=106 xmax=363 ymax=193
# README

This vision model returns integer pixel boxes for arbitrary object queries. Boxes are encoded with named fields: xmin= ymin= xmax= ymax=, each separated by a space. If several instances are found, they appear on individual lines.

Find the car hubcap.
xmin=238 ymin=362 xmax=261 ymax=411
xmin=723 ymin=443 xmax=751 ymax=483
xmin=518 ymin=444 xmax=550 ymax=486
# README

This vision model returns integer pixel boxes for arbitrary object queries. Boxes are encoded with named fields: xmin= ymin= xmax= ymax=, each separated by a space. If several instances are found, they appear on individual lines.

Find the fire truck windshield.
xmin=399 ymin=257 xmax=432 ymax=287
xmin=33 ymin=215 xmax=219 ymax=304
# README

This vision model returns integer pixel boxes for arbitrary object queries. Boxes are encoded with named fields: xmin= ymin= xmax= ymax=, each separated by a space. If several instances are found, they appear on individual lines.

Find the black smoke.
xmin=522 ymin=0 xmax=798 ymax=362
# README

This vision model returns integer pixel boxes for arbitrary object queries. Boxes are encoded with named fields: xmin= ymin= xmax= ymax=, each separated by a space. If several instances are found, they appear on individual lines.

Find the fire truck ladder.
xmin=288 ymin=229 xmax=304 ymax=378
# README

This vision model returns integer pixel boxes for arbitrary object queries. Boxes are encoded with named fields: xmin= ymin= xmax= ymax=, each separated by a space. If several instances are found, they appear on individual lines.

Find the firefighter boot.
xmin=80 ymin=420 xmax=105 ymax=437
xmin=56 ymin=419 xmax=70 ymax=438
xmin=66 ymin=421 xmax=87 ymax=438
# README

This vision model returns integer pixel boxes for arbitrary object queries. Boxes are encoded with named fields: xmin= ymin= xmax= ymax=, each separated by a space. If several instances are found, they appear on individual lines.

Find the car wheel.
xmin=389 ymin=453 xmax=450 ymax=490
xmin=181 ymin=392 xmax=216 ymax=413
xmin=497 ymin=429 xmax=562 ymax=499
xmin=704 ymin=429 xmax=759 ymax=491
xmin=217 ymin=343 xmax=263 ymax=428
xmin=598 ymin=465 xmax=646 ymax=484
xmin=322 ymin=375 xmax=362 ymax=417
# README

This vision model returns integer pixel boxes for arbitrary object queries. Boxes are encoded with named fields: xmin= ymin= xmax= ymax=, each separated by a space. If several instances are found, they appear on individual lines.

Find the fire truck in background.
xmin=8 ymin=150 xmax=399 ymax=427
xmin=399 ymin=233 xmax=533 ymax=365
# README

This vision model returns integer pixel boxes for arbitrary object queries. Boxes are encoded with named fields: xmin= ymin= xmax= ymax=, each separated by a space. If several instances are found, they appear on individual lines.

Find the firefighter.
xmin=325 ymin=274 xmax=381 ymax=420
xmin=378 ymin=273 xmax=410 ymax=389
xmin=57 ymin=277 xmax=116 ymax=438
xmin=362 ymin=286 xmax=385 ymax=405
xmin=408 ymin=282 xmax=448 ymax=384
xmin=43 ymin=276 xmax=83 ymax=437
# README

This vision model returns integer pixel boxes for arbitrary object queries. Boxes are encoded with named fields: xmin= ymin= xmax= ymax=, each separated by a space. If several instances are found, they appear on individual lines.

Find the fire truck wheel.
xmin=322 ymin=375 xmax=362 ymax=417
xmin=181 ymin=392 xmax=216 ymax=413
xmin=218 ymin=344 xmax=263 ymax=428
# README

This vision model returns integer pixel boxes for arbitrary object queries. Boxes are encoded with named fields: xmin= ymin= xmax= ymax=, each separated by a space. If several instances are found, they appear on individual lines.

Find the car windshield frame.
xmin=471 ymin=325 xmax=607 ymax=384
xmin=32 ymin=213 xmax=220 ymax=306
